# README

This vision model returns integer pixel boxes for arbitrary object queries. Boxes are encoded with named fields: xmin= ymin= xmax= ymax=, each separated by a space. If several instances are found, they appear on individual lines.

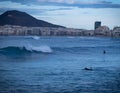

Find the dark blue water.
xmin=0 ymin=36 xmax=120 ymax=93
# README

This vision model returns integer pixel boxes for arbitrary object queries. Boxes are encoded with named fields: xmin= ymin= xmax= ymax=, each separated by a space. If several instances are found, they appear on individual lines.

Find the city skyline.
xmin=0 ymin=0 xmax=120 ymax=29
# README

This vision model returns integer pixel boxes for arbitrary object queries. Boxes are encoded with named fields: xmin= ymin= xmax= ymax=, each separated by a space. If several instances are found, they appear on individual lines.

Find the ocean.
xmin=0 ymin=36 xmax=120 ymax=93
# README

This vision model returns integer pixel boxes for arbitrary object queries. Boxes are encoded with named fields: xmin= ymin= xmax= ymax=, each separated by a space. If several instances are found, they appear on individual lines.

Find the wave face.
xmin=0 ymin=45 xmax=53 ymax=54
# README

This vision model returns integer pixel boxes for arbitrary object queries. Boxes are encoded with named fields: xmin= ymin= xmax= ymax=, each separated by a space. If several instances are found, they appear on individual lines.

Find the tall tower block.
xmin=95 ymin=21 xmax=101 ymax=30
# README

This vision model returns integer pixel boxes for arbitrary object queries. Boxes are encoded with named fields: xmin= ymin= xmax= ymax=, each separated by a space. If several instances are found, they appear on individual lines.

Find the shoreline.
xmin=0 ymin=25 xmax=120 ymax=38
xmin=0 ymin=35 xmax=120 ymax=39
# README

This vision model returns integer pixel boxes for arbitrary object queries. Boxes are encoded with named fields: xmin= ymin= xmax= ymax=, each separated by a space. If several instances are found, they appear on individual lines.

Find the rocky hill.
xmin=0 ymin=10 xmax=64 ymax=28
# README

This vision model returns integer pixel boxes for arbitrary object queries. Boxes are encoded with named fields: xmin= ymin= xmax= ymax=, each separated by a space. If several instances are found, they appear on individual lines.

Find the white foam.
xmin=31 ymin=46 xmax=52 ymax=53
xmin=32 ymin=36 xmax=40 ymax=40
xmin=26 ymin=45 xmax=53 ymax=53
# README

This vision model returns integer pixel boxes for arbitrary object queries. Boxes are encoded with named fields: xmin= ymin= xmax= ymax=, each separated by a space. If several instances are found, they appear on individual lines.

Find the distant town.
xmin=0 ymin=21 xmax=120 ymax=37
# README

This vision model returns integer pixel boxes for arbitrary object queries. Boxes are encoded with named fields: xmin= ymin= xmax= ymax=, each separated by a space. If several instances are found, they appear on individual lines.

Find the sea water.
xmin=0 ymin=36 xmax=120 ymax=93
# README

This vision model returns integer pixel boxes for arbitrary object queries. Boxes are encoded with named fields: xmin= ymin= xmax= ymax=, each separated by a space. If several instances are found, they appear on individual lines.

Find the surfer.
xmin=84 ymin=67 xmax=93 ymax=71
xmin=103 ymin=50 xmax=106 ymax=54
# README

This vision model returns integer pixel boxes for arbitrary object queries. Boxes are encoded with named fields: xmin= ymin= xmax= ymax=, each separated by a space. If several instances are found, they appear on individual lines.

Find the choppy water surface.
xmin=0 ymin=36 xmax=120 ymax=93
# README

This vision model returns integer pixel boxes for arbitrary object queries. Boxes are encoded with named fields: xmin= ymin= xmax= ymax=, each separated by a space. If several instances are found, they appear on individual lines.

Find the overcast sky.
xmin=0 ymin=0 xmax=120 ymax=29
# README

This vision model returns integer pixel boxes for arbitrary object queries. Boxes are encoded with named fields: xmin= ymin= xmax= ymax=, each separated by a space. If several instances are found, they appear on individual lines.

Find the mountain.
xmin=0 ymin=10 xmax=64 ymax=28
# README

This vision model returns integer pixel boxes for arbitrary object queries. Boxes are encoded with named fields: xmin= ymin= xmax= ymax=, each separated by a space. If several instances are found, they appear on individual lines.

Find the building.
xmin=112 ymin=27 xmax=120 ymax=37
xmin=94 ymin=21 xmax=101 ymax=30
xmin=94 ymin=26 xmax=111 ymax=36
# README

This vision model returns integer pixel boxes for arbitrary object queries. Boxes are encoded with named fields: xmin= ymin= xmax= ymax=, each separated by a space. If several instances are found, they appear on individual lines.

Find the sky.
xmin=0 ymin=0 xmax=120 ymax=29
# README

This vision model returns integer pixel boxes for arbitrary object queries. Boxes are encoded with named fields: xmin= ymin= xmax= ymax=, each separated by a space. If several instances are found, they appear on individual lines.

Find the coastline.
xmin=0 ymin=25 xmax=120 ymax=38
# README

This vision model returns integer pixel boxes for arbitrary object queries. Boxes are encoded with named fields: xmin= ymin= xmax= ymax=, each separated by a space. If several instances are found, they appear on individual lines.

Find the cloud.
xmin=37 ymin=0 xmax=120 ymax=8
xmin=0 ymin=0 xmax=120 ymax=8
xmin=37 ymin=0 xmax=113 ymax=4
xmin=38 ymin=0 xmax=75 ymax=4
xmin=0 ymin=0 xmax=38 ymax=5
xmin=99 ymin=1 xmax=112 ymax=4
xmin=0 ymin=1 xmax=74 ymax=15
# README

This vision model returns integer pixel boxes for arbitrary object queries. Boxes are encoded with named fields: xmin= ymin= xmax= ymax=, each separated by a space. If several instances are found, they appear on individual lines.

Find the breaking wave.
xmin=0 ymin=43 xmax=119 ymax=55
xmin=0 ymin=45 xmax=53 ymax=54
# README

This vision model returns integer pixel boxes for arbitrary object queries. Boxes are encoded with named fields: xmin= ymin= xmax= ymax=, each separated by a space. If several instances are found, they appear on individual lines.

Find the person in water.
xmin=84 ymin=67 xmax=93 ymax=71
xmin=103 ymin=50 xmax=106 ymax=54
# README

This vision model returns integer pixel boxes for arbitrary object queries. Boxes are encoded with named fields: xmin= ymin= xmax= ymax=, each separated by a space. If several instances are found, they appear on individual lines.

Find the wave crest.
xmin=26 ymin=45 xmax=52 ymax=53
xmin=0 ymin=45 xmax=53 ymax=54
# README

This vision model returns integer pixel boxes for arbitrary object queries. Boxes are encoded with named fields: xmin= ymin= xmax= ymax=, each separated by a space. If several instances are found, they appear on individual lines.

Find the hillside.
xmin=0 ymin=10 xmax=64 ymax=28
